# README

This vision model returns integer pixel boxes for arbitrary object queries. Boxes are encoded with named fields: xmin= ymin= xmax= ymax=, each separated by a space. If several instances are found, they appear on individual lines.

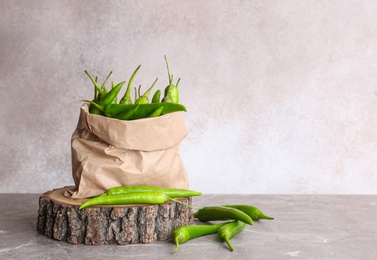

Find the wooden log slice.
xmin=37 ymin=187 xmax=194 ymax=245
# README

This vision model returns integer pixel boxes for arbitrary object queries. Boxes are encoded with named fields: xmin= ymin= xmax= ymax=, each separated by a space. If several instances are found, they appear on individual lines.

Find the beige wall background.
xmin=1 ymin=0 xmax=376 ymax=194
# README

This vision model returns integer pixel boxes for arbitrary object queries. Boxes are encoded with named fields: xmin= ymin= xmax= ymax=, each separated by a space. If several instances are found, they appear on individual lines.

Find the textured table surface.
xmin=1 ymin=194 xmax=376 ymax=260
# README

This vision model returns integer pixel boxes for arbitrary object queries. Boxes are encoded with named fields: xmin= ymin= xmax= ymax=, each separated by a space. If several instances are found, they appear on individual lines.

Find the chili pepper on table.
xmin=171 ymin=222 xmax=229 ymax=252
xmin=119 ymin=65 xmax=141 ymax=105
xmin=217 ymin=220 xmax=246 ymax=252
xmin=105 ymin=185 xmax=201 ymax=198
xmin=79 ymin=192 xmax=172 ymax=210
xmin=222 ymin=205 xmax=274 ymax=220
xmin=193 ymin=206 xmax=254 ymax=225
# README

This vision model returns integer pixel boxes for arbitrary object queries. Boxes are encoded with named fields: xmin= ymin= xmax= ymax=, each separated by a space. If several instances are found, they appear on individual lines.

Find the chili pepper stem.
xmin=172 ymin=241 xmax=180 ymax=252
xmin=176 ymin=78 xmax=181 ymax=88
xmin=101 ymin=71 xmax=113 ymax=89
xmin=85 ymin=70 xmax=102 ymax=94
xmin=94 ymin=76 xmax=98 ymax=100
xmin=164 ymin=54 xmax=172 ymax=84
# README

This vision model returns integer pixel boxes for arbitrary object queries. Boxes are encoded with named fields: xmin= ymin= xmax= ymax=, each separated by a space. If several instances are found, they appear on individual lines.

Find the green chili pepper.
xmin=119 ymin=65 xmax=141 ymax=105
xmin=84 ymin=72 xmax=125 ymax=108
xmin=127 ymin=103 xmax=184 ymax=120
xmin=85 ymin=71 xmax=112 ymax=115
xmin=151 ymin=89 xmax=161 ymax=103
xmin=217 ymin=220 xmax=246 ymax=252
xmin=147 ymin=106 xmax=163 ymax=118
xmin=116 ymin=104 xmax=140 ymax=120
xmin=85 ymin=101 xmax=187 ymax=119
xmin=161 ymin=92 xmax=173 ymax=103
xmin=169 ymin=77 xmax=180 ymax=104
xmin=171 ymin=222 xmax=228 ymax=252
xmin=79 ymin=192 xmax=171 ymax=210
xmin=90 ymin=103 xmax=103 ymax=115
xmin=96 ymin=81 xmax=126 ymax=106
xmin=90 ymin=76 xmax=103 ymax=115
xmin=162 ymin=55 xmax=179 ymax=104
xmin=84 ymin=81 xmax=125 ymax=115
xmin=135 ymin=78 xmax=158 ymax=105
xmin=105 ymin=185 xmax=201 ymax=198
xmin=222 ymin=205 xmax=274 ymax=220
xmin=193 ymin=206 xmax=253 ymax=225
xmin=85 ymin=70 xmax=112 ymax=98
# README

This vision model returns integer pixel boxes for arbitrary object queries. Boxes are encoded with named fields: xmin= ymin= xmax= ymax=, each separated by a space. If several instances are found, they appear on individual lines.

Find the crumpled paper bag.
xmin=65 ymin=103 xmax=189 ymax=199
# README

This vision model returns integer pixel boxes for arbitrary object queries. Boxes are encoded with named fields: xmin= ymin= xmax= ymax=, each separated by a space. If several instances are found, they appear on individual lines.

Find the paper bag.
xmin=65 ymin=103 xmax=189 ymax=199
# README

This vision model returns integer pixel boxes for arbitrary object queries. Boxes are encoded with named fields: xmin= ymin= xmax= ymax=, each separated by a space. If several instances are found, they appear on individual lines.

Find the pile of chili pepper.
xmin=172 ymin=204 xmax=273 ymax=252
xmin=78 ymin=184 xmax=273 ymax=252
xmin=82 ymin=55 xmax=186 ymax=120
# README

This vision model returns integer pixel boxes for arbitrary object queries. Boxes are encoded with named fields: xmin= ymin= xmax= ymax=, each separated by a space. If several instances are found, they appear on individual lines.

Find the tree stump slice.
xmin=37 ymin=187 xmax=193 ymax=245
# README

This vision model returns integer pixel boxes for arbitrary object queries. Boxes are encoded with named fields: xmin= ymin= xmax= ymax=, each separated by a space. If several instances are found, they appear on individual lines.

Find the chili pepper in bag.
xmin=110 ymin=82 xmax=118 ymax=103
xmin=85 ymin=71 xmax=125 ymax=107
xmin=162 ymin=55 xmax=179 ymax=104
xmin=151 ymin=89 xmax=161 ymax=103
xmin=85 ymin=101 xmax=187 ymax=119
xmin=217 ymin=220 xmax=246 ymax=252
xmin=96 ymin=81 xmax=125 ymax=106
xmin=85 ymin=71 xmax=113 ymax=115
xmin=105 ymin=185 xmax=201 ymax=198
xmin=79 ymin=192 xmax=171 ymax=210
xmin=116 ymin=104 xmax=140 ymax=120
xmin=162 ymin=77 xmax=181 ymax=104
xmin=119 ymin=65 xmax=141 ymax=105
xmin=90 ymin=79 xmax=103 ymax=115
xmin=171 ymin=222 xmax=229 ymax=252
xmin=135 ymin=78 xmax=158 ymax=105
xmin=168 ymin=77 xmax=181 ymax=103
xmin=98 ymin=71 xmax=112 ymax=99
xmin=85 ymin=70 xmax=112 ymax=99
xmin=147 ymin=106 xmax=163 ymax=118
xmin=222 ymin=205 xmax=274 ymax=220
xmin=193 ymin=206 xmax=253 ymax=225
xmin=161 ymin=92 xmax=173 ymax=103
xmin=127 ymin=103 xmax=184 ymax=120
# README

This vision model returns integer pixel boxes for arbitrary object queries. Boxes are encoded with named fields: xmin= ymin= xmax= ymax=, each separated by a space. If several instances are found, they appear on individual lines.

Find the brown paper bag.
xmin=65 ymin=103 xmax=189 ymax=199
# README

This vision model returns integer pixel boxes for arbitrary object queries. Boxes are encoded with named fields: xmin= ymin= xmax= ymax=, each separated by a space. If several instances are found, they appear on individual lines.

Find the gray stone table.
xmin=1 ymin=194 xmax=376 ymax=259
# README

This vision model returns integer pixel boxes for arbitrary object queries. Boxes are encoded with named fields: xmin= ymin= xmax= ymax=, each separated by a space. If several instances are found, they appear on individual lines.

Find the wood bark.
xmin=37 ymin=188 xmax=193 ymax=245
